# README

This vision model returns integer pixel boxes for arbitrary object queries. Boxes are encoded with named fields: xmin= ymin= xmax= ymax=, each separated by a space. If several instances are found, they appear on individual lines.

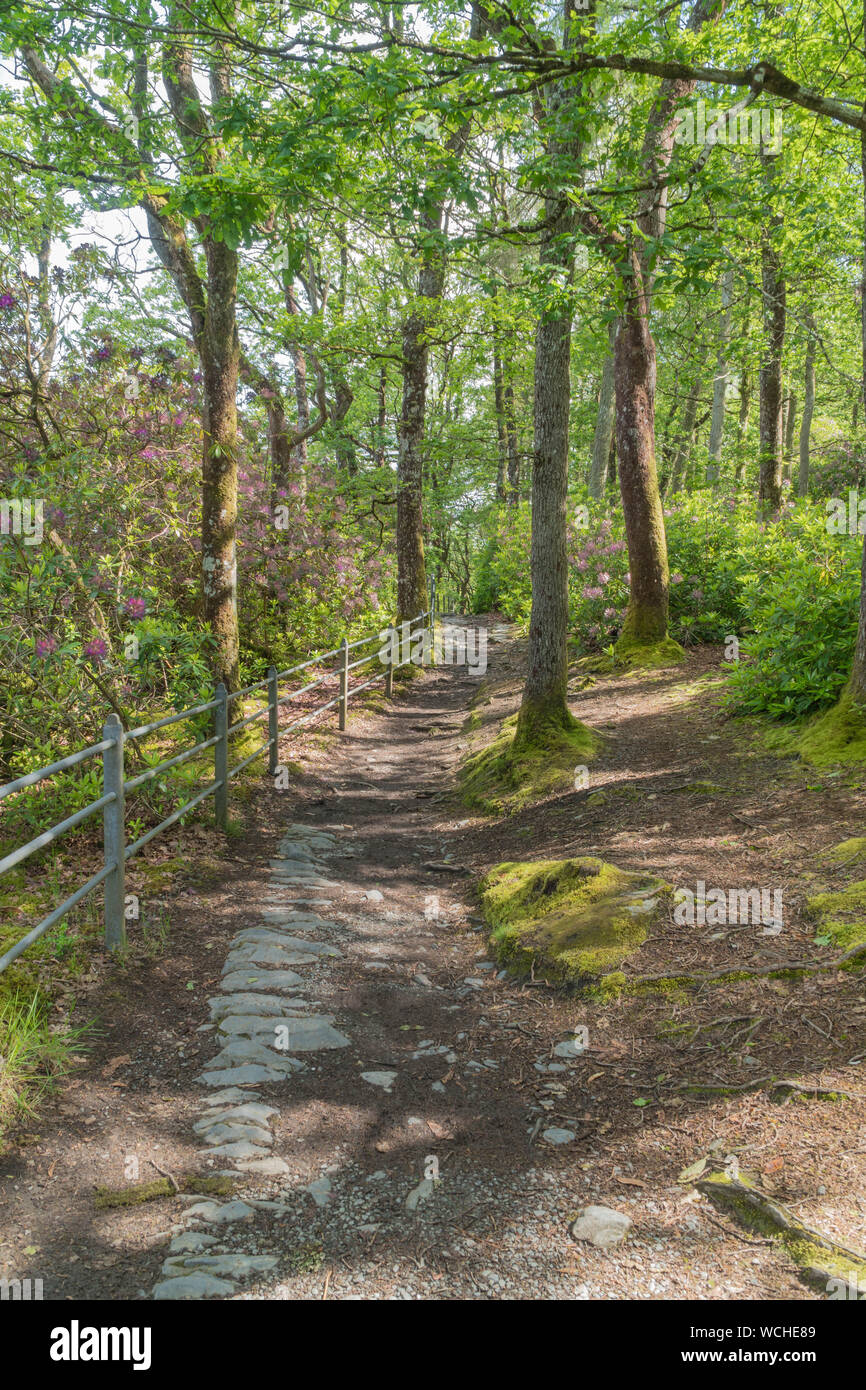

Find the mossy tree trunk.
xmin=515 ymin=0 xmax=586 ymax=747
xmin=199 ymin=240 xmax=240 ymax=691
xmin=518 ymin=266 xmax=574 ymax=742
xmin=850 ymin=123 xmax=866 ymax=708
xmin=613 ymin=243 xmax=671 ymax=648
xmin=602 ymin=2 xmax=719 ymax=656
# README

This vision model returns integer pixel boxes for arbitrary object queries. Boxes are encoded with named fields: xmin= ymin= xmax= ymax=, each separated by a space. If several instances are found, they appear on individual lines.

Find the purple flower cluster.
xmin=83 ymin=637 xmax=109 ymax=663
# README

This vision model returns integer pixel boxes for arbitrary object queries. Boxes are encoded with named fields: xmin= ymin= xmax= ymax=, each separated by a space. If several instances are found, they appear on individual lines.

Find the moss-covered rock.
xmin=459 ymin=712 xmax=599 ymax=814
xmin=479 ymin=857 xmax=671 ymax=988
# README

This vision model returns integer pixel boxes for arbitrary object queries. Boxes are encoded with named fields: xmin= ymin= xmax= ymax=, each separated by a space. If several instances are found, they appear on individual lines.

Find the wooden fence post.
xmin=215 ymin=682 xmax=228 ymax=830
xmin=385 ymin=627 xmax=394 ymax=698
xmin=102 ymin=713 xmax=126 ymax=953
xmin=267 ymin=666 xmax=279 ymax=776
xmin=339 ymin=638 xmax=349 ymax=730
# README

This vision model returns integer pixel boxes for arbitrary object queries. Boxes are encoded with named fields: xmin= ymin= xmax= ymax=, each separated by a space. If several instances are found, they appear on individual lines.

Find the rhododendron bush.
xmin=0 ymin=350 xmax=393 ymax=782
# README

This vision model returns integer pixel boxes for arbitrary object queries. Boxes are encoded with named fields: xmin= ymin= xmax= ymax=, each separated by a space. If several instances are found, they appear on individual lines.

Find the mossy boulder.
xmin=459 ymin=712 xmax=598 ymax=814
xmin=479 ymin=857 xmax=671 ymax=988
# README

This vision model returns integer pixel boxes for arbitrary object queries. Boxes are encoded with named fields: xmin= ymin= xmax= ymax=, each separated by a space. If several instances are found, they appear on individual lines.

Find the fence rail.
xmin=0 ymin=591 xmax=437 ymax=974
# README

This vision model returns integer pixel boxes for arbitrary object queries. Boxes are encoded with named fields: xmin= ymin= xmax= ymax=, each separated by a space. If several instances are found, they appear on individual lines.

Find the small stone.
xmin=219 ymin=1015 xmax=349 ymax=1051
xmin=306 ymin=1177 xmax=332 ymax=1207
xmin=207 ymin=1039 xmax=303 ymax=1071
xmin=196 ymin=1087 xmax=262 ymax=1106
xmin=209 ymin=994 xmax=311 ymax=1020
xmin=197 ymin=1064 xmax=289 ymax=1088
xmin=170 ymin=1253 xmax=278 ymax=1280
xmin=361 ymin=1070 xmax=397 ymax=1092
xmin=153 ymin=1273 xmax=235 ymax=1299
xmin=570 ymin=1205 xmax=632 ymax=1249
xmin=220 ymin=969 xmax=304 ymax=993
xmin=235 ymin=1156 xmax=291 ymax=1176
xmin=194 ymin=1121 xmax=274 ymax=1147
xmin=198 ymin=1140 xmax=271 ymax=1160
xmin=542 ymin=1127 xmax=575 ymax=1145
xmin=168 ymin=1232 xmax=219 ymax=1254
xmin=197 ymin=1102 xmax=278 ymax=1126
xmin=405 ymin=1178 xmax=436 ymax=1212
xmin=364 ymin=890 xmax=384 ymax=901
xmin=186 ymin=1199 xmax=255 ymax=1225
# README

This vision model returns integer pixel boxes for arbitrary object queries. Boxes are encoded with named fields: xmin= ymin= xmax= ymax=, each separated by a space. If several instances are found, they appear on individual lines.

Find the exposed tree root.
xmin=627 ymin=938 xmax=866 ymax=990
xmin=696 ymin=1169 xmax=866 ymax=1294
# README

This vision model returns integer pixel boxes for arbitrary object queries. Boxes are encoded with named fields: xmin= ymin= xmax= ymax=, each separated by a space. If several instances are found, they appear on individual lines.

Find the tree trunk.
xmin=505 ymin=377 xmax=520 ymax=501
xmin=797 ymin=314 xmax=816 ymax=496
xmin=614 ymin=243 xmax=671 ymax=650
xmin=850 ymin=118 xmax=866 ymax=706
xmin=21 ymin=28 xmax=244 ymax=687
xmin=735 ymin=368 xmax=751 ymax=484
xmin=519 ymin=270 xmax=573 ymax=734
xmin=589 ymin=319 xmax=617 ymax=499
xmin=515 ymin=0 xmax=585 ymax=742
xmin=668 ymin=380 xmax=701 ymax=494
xmin=783 ymin=387 xmax=797 ymax=480
xmin=603 ymin=0 xmax=720 ymax=658
xmin=376 ymin=365 xmax=387 ymax=466
xmin=200 ymin=244 xmax=240 ymax=690
xmin=397 ymin=253 xmax=442 ymax=623
xmin=267 ymin=394 xmax=291 ymax=496
xmin=607 ymin=428 xmax=617 ymax=494
xmin=758 ymin=151 xmax=786 ymax=515
xmin=493 ymin=328 xmax=508 ymax=502
xmin=394 ymin=13 xmax=482 ymax=626
xmin=706 ymin=265 xmax=733 ymax=482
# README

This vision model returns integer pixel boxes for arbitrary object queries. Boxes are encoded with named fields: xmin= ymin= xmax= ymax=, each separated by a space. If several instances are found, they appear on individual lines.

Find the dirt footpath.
xmin=1 ymin=618 xmax=863 ymax=1300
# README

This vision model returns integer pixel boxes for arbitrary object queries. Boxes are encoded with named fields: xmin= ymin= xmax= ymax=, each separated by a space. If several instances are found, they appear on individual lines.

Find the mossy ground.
xmin=459 ymin=711 xmax=598 ymax=814
xmin=613 ymin=632 xmax=686 ymax=670
xmin=805 ymin=879 xmax=866 ymax=951
xmin=765 ymin=684 xmax=866 ymax=767
xmin=479 ymin=857 xmax=670 ymax=987
xmin=576 ymin=635 xmax=686 ymax=675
